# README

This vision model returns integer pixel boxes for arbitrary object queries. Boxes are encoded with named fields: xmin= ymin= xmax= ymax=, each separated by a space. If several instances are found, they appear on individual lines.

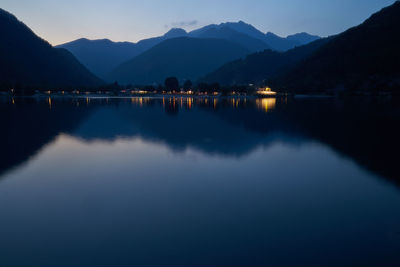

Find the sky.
xmin=1 ymin=0 xmax=395 ymax=45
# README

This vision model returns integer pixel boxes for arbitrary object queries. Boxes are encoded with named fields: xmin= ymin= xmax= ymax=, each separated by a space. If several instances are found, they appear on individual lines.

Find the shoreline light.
xmin=257 ymin=87 xmax=277 ymax=96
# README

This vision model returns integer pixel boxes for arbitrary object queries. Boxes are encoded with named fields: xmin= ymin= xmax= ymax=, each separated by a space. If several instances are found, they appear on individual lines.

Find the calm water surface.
xmin=0 ymin=96 xmax=400 ymax=266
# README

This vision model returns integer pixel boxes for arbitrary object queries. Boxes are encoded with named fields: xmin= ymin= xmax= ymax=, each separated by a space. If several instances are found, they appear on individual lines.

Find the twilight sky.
xmin=1 ymin=0 xmax=395 ymax=45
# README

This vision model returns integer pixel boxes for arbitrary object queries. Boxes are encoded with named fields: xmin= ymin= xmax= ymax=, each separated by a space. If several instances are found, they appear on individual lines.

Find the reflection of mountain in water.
xmin=0 ymin=97 xmax=93 ymax=176
xmin=1 ymin=96 xmax=399 ymax=186
xmin=73 ymin=97 xmax=299 ymax=157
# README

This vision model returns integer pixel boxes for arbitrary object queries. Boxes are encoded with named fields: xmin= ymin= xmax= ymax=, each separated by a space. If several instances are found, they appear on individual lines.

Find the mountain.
xmin=201 ymin=38 xmax=330 ymax=85
xmin=163 ymin=28 xmax=188 ymax=38
xmin=273 ymin=1 xmax=400 ymax=93
xmin=58 ymin=25 xmax=270 ymax=78
xmin=191 ymin=21 xmax=319 ymax=51
xmin=57 ymin=28 xmax=188 ymax=77
xmin=286 ymin=32 xmax=321 ymax=45
xmin=0 ymin=9 xmax=101 ymax=91
xmin=59 ymin=21 xmax=319 ymax=79
xmin=56 ymin=38 xmax=139 ymax=78
xmin=222 ymin=21 xmax=268 ymax=40
xmin=108 ymin=37 xmax=250 ymax=85
xmin=263 ymin=32 xmax=300 ymax=51
xmin=188 ymin=25 xmax=270 ymax=52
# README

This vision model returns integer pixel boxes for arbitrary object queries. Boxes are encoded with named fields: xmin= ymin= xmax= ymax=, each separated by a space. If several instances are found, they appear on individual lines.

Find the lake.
xmin=1 ymin=96 xmax=400 ymax=266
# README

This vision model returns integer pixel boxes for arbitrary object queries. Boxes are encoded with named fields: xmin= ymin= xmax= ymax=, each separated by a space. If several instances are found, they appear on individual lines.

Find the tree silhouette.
xmin=183 ymin=80 xmax=193 ymax=92
xmin=165 ymin=77 xmax=179 ymax=92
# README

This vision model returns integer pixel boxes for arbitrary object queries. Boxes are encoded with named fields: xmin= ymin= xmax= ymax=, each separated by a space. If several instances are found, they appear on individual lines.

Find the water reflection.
xmin=1 ymin=96 xmax=400 ymax=266
xmin=256 ymin=98 xmax=277 ymax=112
xmin=1 ymin=96 xmax=399 ymax=185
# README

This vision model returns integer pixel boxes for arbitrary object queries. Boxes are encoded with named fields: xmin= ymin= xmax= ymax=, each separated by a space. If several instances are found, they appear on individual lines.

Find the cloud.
xmin=165 ymin=20 xmax=198 ymax=28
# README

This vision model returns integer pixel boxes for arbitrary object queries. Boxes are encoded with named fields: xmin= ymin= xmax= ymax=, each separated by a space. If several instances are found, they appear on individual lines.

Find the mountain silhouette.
xmin=202 ymin=38 xmax=330 ymax=85
xmin=56 ymin=38 xmax=140 ymax=78
xmin=58 ymin=21 xmax=319 ymax=79
xmin=286 ymin=32 xmax=321 ymax=45
xmin=108 ymin=37 xmax=250 ymax=85
xmin=215 ymin=21 xmax=267 ymax=40
xmin=57 ymin=29 xmax=188 ymax=77
xmin=204 ymin=2 xmax=400 ymax=91
xmin=273 ymin=1 xmax=400 ymax=93
xmin=263 ymin=32 xmax=300 ymax=51
xmin=191 ymin=21 xmax=319 ymax=51
xmin=188 ymin=25 xmax=270 ymax=52
xmin=164 ymin=28 xmax=188 ymax=38
xmin=0 ymin=9 xmax=101 ymax=91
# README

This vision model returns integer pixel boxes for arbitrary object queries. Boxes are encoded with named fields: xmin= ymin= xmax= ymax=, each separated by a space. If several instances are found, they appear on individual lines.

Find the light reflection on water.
xmin=256 ymin=97 xmax=277 ymax=112
xmin=0 ymin=96 xmax=399 ymax=267
xmin=10 ymin=95 xmax=281 ymax=114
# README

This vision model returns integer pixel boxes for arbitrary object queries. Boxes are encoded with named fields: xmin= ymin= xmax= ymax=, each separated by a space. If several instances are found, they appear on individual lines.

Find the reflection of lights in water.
xmin=12 ymin=98 xmax=15 ymax=105
xmin=86 ymin=97 xmax=90 ymax=106
xmin=187 ymin=98 xmax=192 ymax=109
xmin=214 ymin=98 xmax=218 ymax=109
xmin=256 ymin=98 xmax=276 ymax=113
xmin=48 ymin=97 xmax=52 ymax=109
xmin=229 ymin=98 xmax=243 ymax=108
xmin=129 ymin=97 xmax=149 ymax=106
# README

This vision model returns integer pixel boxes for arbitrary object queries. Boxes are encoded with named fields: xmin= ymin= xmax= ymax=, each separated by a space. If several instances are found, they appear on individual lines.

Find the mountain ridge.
xmin=203 ymin=1 xmax=400 ymax=92
xmin=108 ymin=37 xmax=250 ymax=85
xmin=201 ymin=37 xmax=331 ymax=85
xmin=58 ymin=21 xmax=320 ymax=79
xmin=0 ymin=8 xmax=101 ymax=91
xmin=272 ymin=1 xmax=400 ymax=92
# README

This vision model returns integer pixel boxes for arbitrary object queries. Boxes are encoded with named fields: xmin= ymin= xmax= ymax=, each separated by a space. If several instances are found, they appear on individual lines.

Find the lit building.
xmin=256 ymin=87 xmax=277 ymax=96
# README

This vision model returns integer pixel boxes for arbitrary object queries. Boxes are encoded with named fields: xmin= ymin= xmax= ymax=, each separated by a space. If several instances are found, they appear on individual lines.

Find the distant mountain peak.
xmin=164 ymin=28 xmax=187 ymax=38
xmin=288 ymin=32 xmax=308 ymax=36
xmin=286 ymin=32 xmax=320 ymax=45
xmin=59 ymin=38 xmax=117 ymax=47
xmin=223 ymin=20 xmax=251 ymax=26
xmin=221 ymin=21 xmax=266 ymax=39
xmin=75 ymin=37 xmax=90 ymax=42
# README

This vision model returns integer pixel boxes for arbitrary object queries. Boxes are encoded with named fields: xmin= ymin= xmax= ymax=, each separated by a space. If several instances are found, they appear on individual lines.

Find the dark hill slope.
xmin=202 ymin=38 xmax=330 ymax=85
xmin=0 ymin=9 xmax=101 ymax=90
xmin=273 ymin=1 xmax=400 ymax=93
xmin=56 ymin=28 xmax=188 ymax=77
xmin=108 ymin=37 xmax=250 ymax=85
xmin=189 ymin=25 xmax=270 ymax=52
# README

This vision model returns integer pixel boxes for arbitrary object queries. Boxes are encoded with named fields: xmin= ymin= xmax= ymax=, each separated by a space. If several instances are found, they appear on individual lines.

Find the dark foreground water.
xmin=1 ymin=96 xmax=400 ymax=267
